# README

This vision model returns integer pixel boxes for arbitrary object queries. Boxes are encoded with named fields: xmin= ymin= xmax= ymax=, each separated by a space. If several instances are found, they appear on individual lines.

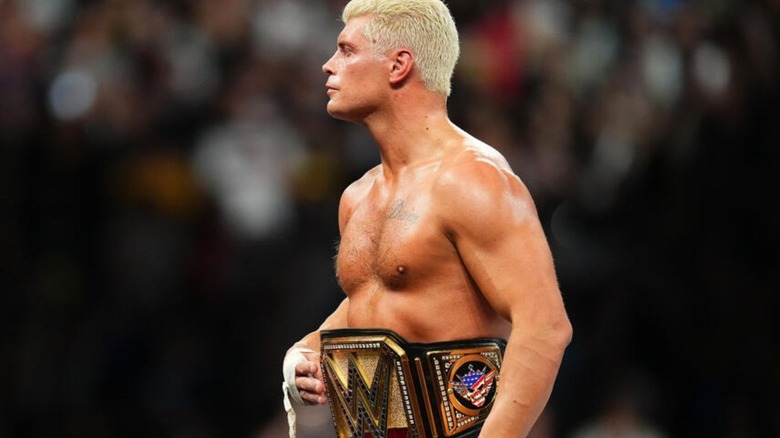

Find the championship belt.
xmin=320 ymin=329 xmax=506 ymax=438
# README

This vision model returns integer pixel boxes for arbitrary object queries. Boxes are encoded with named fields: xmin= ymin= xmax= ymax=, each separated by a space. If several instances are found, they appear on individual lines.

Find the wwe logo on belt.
xmin=451 ymin=363 xmax=496 ymax=409
xmin=321 ymin=349 xmax=396 ymax=437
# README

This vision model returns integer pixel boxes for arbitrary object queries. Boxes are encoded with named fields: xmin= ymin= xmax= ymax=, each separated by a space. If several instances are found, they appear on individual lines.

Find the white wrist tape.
xmin=282 ymin=347 xmax=317 ymax=438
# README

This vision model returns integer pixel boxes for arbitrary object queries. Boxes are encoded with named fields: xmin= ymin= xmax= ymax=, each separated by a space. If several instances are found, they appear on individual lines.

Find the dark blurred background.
xmin=1 ymin=0 xmax=778 ymax=437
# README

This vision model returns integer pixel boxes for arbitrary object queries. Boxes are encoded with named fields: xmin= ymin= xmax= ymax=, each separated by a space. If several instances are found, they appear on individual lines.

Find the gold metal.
xmin=320 ymin=330 xmax=503 ymax=438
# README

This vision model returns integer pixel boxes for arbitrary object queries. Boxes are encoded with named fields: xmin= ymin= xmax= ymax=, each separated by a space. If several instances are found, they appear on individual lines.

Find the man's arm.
xmin=286 ymin=177 xmax=360 ymax=405
xmin=285 ymin=297 xmax=349 ymax=405
xmin=438 ymin=156 xmax=573 ymax=437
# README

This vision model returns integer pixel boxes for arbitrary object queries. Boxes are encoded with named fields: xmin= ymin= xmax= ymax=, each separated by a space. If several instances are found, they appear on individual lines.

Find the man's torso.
xmin=335 ymin=150 xmax=511 ymax=343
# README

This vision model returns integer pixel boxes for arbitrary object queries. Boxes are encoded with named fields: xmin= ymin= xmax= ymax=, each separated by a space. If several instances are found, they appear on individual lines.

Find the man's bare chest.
xmin=335 ymin=197 xmax=454 ymax=293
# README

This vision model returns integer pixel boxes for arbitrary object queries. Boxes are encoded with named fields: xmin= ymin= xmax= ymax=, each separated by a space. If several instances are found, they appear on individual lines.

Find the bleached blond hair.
xmin=343 ymin=0 xmax=460 ymax=96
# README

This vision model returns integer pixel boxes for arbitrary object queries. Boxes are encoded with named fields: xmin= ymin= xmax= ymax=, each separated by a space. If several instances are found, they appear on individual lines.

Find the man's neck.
xmin=363 ymin=93 xmax=458 ymax=177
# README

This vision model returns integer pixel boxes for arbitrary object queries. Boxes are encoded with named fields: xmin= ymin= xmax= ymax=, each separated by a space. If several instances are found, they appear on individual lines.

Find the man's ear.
xmin=388 ymin=49 xmax=414 ymax=87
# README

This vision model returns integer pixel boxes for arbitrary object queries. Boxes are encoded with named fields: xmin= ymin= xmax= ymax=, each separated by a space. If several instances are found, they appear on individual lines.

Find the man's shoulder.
xmin=349 ymin=164 xmax=381 ymax=188
xmin=433 ymin=138 xmax=535 ymax=222
xmin=436 ymin=138 xmax=519 ymax=194
xmin=337 ymin=165 xmax=381 ymax=231
xmin=340 ymin=164 xmax=381 ymax=203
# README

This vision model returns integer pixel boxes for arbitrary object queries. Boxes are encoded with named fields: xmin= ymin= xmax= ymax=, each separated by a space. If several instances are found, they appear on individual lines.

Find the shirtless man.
xmin=282 ymin=1 xmax=572 ymax=437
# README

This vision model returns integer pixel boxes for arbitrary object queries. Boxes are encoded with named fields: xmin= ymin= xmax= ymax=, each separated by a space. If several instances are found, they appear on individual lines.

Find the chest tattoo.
xmin=387 ymin=199 xmax=419 ymax=223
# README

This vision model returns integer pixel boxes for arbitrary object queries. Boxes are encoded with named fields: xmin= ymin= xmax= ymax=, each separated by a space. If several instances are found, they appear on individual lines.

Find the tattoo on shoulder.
xmin=387 ymin=199 xmax=419 ymax=222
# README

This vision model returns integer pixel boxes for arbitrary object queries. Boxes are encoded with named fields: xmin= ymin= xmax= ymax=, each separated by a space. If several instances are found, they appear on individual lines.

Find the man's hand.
xmin=294 ymin=352 xmax=327 ymax=405
xmin=282 ymin=348 xmax=327 ymax=437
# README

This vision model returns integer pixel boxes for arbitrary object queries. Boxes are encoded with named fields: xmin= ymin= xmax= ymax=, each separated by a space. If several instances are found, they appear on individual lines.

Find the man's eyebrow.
xmin=338 ymin=41 xmax=356 ymax=50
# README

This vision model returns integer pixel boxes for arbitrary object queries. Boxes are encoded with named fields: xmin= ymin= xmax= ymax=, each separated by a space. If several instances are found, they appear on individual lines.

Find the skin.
xmin=287 ymin=14 xmax=573 ymax=437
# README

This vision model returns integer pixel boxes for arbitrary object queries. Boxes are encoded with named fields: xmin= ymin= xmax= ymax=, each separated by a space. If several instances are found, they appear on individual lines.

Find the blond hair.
xmin=343 ymin=0 xmax=460 ymax=96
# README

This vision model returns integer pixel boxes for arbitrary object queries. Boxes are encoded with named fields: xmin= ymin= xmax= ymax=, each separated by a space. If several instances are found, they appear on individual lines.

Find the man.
xmin=282 ymin=1 xmax=572 ymax=437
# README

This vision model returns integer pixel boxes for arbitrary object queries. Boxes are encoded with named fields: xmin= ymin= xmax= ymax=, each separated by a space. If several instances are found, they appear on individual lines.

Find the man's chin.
xmin=326 ymin=104 xmax=354 ymax=122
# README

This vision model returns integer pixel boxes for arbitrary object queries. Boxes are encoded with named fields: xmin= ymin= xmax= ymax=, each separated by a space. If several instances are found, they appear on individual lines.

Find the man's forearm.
xmin=479 ymin=329 xmax=570 ymax=437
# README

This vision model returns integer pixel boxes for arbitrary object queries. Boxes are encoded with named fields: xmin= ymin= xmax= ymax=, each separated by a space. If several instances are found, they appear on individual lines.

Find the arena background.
xmin=1 ymin=0 xmax=778 ymax=437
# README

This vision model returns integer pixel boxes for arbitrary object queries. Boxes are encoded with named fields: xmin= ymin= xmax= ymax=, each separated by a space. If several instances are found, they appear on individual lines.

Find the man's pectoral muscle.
xmin=334 ymin=191 xmax=511 ymax=343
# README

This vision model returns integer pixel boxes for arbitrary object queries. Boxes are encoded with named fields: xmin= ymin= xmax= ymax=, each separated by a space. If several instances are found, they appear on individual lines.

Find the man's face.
xmin=322 ymin=15 xmax=390 ymax=122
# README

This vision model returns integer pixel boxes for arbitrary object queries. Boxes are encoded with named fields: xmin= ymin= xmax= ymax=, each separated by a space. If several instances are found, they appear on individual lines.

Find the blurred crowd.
xmin=1 ymin=0 xmax=778 ymax=437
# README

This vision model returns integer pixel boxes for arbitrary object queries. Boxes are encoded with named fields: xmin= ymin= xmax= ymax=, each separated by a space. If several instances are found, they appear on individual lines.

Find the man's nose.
xmin=322 ymin=53 xmax=336 ymax=75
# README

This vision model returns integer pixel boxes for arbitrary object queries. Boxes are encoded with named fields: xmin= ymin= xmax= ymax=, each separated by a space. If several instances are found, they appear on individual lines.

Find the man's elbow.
xmin=509 ymin=305 xmax=573 ymax=358
xmin=556 ymin=315 xmax=573 ymax=349
xmin=546 ymin=312 xmax=573 ymax=356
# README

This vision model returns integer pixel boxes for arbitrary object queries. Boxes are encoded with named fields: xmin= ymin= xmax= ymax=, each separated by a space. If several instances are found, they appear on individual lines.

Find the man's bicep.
xmin=461 ymin=211 xmax=560 ymax=321
xmin=446 ymin=170 xmax=561 ymax=320
xmin=439 ymin=161 xmax=565 ymax=325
